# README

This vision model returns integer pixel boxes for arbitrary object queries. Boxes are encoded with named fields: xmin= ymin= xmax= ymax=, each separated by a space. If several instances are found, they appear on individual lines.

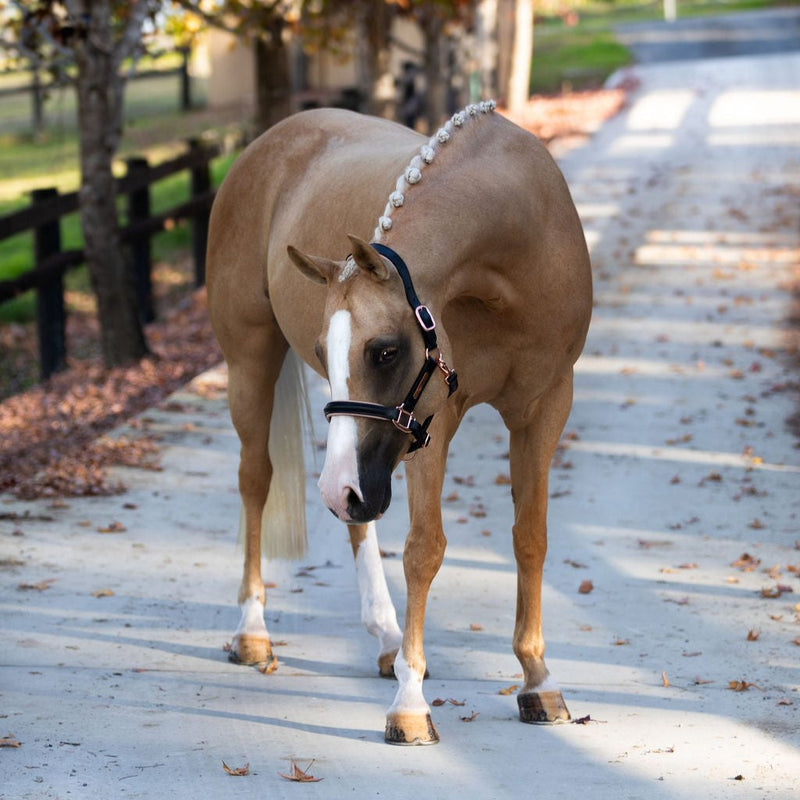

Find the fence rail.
xmin=0 ymin=138 xmax=219 ymax=379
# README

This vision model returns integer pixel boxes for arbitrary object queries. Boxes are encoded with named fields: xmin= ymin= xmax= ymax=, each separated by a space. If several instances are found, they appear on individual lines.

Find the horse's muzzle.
xmin=343 ymin=472 xmax=392 ymax=524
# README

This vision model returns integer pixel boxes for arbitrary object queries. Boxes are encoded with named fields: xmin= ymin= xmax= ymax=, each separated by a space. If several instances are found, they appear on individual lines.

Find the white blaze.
xmin=318 ymin=309 xmax=362 ymax=519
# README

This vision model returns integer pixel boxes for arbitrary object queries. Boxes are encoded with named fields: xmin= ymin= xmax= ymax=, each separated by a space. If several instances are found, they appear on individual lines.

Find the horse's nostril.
xmin=346 ymin=488 xmax=361 ymax=510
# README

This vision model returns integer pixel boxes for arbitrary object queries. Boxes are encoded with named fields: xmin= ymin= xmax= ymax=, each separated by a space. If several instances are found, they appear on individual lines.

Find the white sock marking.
xmin=355 ymin=521 xmax=402 ymax=657
xmin=388 ymin=654 xmax=430 ymax=716
xmin=234 ymin=595 xmax=269 ymax=639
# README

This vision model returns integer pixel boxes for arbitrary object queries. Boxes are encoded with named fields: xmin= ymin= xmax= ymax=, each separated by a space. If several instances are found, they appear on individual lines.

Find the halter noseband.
xmin=323 ymin=243 xmax=458 ymax=454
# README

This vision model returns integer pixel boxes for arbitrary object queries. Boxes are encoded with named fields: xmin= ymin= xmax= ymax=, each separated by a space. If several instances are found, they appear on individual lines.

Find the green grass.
xmin=0 ymin=53 xmax=242 ymax=323
xmin=530 ymin=0 xmax=787 ymax=93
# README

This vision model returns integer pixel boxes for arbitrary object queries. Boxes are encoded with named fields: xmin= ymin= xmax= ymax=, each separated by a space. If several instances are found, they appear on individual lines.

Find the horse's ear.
xmin=347 ymin=234 xmax=390 ymax=282
xmin=287 ymin=245 xmax=337 ymax=285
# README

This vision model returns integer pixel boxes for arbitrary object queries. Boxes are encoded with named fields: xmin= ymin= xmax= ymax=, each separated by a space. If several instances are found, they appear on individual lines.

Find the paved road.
xmin=2 ymin=46 xmax=799 ymax=800
xmin=616 ymin=6 xmax=800 ymax=63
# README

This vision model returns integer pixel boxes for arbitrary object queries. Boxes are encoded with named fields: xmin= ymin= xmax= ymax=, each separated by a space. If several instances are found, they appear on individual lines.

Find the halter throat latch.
xmin=323 ymin=244 xmax=457 ymax=454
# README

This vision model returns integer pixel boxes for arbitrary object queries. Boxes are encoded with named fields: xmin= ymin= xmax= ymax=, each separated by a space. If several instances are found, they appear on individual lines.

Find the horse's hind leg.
xmin=348 ymin=522 xmax=403 ymax=677
xmin=224 ymin=316 xmax=288 ymax=664
xmin=507 ymin=372 xmax=574 ymax=723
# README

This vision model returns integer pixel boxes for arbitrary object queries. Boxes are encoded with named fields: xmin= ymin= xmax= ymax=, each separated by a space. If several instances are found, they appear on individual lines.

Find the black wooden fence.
xmin=0 ymin=138 xmax=219 ymax=379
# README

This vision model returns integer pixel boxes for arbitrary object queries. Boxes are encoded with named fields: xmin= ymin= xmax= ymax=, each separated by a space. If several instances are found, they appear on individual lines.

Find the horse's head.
xmin=289 ymin=235 xmax=456 ymax=524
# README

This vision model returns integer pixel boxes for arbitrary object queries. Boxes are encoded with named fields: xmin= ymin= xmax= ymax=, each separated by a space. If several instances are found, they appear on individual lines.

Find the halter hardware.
xmin=323 ymin=243 xmax=457 ymax=454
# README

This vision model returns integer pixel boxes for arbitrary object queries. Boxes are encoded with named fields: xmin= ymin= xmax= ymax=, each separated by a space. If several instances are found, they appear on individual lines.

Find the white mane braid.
xmin=372 ymin=100 xmax=497 ymax=242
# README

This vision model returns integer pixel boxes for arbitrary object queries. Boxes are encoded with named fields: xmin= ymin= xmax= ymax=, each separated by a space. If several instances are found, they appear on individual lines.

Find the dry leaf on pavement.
xmin=222 ymin=761 xmax=250 ymax=776
xmin=279 ymin=760 xmax=323 ymax=782
xmin=728 ymin=680 xmax=763 ymax=692
xmin=17 ymin=578 xmax=56 ymax=591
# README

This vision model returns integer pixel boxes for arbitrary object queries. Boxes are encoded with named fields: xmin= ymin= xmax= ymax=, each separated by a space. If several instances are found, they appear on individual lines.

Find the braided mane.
xmin=372 ymin=100 xmax=497 ymax=243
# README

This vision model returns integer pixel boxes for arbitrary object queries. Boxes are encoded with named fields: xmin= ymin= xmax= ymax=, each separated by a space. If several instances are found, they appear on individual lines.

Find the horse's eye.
xmin=374 ymin=346 xmax=398 ymax=366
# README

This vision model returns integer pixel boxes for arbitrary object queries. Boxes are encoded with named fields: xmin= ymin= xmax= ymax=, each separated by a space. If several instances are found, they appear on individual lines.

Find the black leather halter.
xmin=323 ymin=243 xmax=458 ymax=454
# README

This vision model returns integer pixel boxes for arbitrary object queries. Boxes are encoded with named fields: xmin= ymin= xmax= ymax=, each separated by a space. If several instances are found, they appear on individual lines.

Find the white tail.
xmin=238 ymin=350 xmax=313 ymax=560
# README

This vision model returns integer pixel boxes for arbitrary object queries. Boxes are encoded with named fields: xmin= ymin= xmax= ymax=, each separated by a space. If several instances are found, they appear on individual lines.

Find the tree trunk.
xmin=254 ymin=20 xmax=292 ymax=133
xmin=507 ymin=0 xmax=533 ymax=115
xmin=475 ymin=0 xmax=499 ymax=101
xmin=73 ymin=0 xmax=149 ymax=367
xmin=357 ymin=0 xmax=395 ymax=119
xmin=421 ymin=10 xmax=446 ymax=132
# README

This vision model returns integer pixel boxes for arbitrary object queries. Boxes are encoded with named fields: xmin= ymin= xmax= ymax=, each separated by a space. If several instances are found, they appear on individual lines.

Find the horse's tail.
xmin=239 ymin=349 xmax=313 ymax=560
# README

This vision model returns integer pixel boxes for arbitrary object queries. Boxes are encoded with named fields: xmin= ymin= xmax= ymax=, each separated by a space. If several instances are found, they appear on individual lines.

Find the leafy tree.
xmin=1 ymin=0 xmax=158 ymax=368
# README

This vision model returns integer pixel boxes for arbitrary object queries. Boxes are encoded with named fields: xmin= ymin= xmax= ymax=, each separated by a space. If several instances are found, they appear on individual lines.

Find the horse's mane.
xmin=372 ymin=100 xmax=497 ymax=243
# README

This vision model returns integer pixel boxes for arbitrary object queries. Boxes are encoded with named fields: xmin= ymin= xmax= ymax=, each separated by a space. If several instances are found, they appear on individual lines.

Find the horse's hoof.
xmin=384 ymin=712 xmax=439 ymax=745
xmin=229 ymin=634 xmax=272 ymax=665
xmin=518 ymin=689 xmax=571 ymax=723
xmin=378 ymin=650 xmax=398 ymax=678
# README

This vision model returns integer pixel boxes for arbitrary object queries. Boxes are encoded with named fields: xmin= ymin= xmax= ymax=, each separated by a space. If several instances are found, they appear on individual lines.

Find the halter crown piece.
xmin=323 ymin=102 xmax=496 ymax=453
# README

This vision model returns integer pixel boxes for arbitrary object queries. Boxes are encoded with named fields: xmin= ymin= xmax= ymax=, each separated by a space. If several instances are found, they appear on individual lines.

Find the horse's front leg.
xmin=348 ymin=522 xmax=403 ymax=677
xmin=508 ymin=373 xmax=574 ymax=723
xmin=384 ymin=412 xmax=457 ymax=745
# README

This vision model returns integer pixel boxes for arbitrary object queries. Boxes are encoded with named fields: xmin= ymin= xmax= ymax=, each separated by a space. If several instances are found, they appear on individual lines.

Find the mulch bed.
xmin=0 ymin=89 xmax=627 ymax=500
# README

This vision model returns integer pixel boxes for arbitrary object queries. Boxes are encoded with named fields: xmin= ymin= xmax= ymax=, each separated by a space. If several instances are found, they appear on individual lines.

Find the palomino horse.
xmin=206 ymin=101 xmax=592 ymax=745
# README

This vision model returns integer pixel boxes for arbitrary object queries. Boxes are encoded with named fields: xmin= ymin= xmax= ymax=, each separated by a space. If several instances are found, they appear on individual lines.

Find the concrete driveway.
xmin=2 ymin=48 xmax=799 ymax=800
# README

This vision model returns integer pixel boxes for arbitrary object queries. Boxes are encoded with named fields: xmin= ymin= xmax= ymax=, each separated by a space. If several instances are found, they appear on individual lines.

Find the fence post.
xmin=32 ymin=188 xmax=66 ymax=380
xmin=179 ymin=47 xmax=192 ymax=111
xmin=188 ymin=139 xmax=210 ymax=286
xmin=125 ymin=157 xmax=155 ymax=323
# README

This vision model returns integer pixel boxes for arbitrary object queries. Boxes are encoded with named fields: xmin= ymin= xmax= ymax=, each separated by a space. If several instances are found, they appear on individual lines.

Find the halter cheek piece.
xmin=323 ymin=243 xmax=458 ymax=454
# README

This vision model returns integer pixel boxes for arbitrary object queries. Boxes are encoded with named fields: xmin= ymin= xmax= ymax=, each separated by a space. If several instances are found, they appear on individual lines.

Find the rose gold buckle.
xmin=415 ymin=305 xmax=436 ymax=332
xmin=393 ymin=407 xmax=414 ymax=432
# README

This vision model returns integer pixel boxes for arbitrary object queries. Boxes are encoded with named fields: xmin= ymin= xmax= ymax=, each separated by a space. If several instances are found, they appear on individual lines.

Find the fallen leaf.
xmin=97 ymin=520 xmax=126 ymax=534
xmin=91 ymin=588 xmax=114 ymax=598
xmin=746 ymin=629 xmax=760 ymax=641
xmin=760 ymin=586 xmax=785 ymax=599
xmin=222 ymin=761 xmax=250 ymax=776
xmin=665 ymin=433 xmax=692 ymax=446
xmin=732 ymin=552 xmax=761 ymax=571
xmin=17 ymin=578 xmax=56 ymax=591
xmin=459 ymin=711 xmax=479 ymax=722
xmin=498 ymin=684 xmax=519 ymax=696
xmin=494 ymin=473 xmax=512 ymax=485
xmin=0 ymin=735 xmax=21 ymax=748
xmin=749 ymin=518 xmax=765 ymax=530
xmin=613 ymin=638 xmax=630 ymax=646
xmin=791 ymin=637 xmax=800 ymax=647
xmin=661 ymin=671 xmax=670 ymax=688
xmin=578 ymin=579 xmax=594 ymax=594
xmin=728 ymin=680 xmax=763 ymax=692
xmin=469 ymin=623 xmax=484 ymax=631
xmin=638 ymin=538 xmax=673 ymax=549
xmin=259 ymin=657 xmax=279 ymax=675
xmin=279 ymin=760 xmax=323 ymax=783
xmin=777 ymin=699 xmax=793 ymax=706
